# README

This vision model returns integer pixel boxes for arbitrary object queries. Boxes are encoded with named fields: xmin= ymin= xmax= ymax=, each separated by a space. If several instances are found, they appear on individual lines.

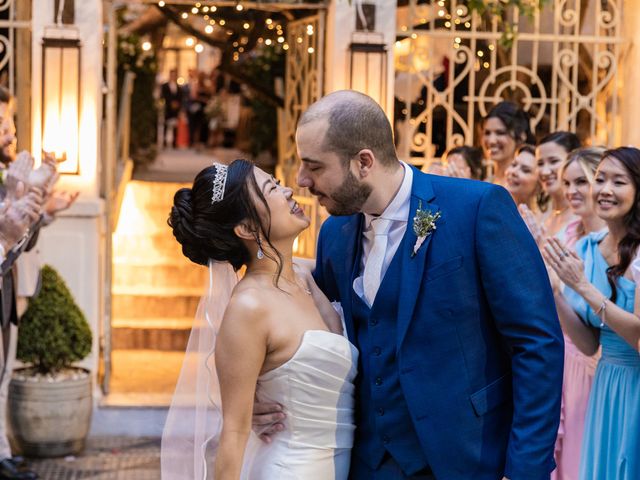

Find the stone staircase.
xmin=110 ymin=180 xmax=208 ymax=397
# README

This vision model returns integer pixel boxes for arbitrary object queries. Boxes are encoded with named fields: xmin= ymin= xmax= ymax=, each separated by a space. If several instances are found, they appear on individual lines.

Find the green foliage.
xmin=237 ymin=45 xmax=285 ymax=157
xmin=17 ymin=265 xmax=92 ymax=375
xmin=116 ymin=33 xmax=159 ymax=166
xmin=467 ymin=0 xmax=551 ymax=49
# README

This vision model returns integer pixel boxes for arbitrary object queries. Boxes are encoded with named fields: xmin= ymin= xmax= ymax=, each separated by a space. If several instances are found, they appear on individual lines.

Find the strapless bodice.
xmin=248 ymin=330 xmax=358 ymax=479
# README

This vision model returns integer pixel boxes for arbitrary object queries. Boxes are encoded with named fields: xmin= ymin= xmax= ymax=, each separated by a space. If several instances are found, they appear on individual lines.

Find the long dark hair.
xmin=538 ymin=131 xmax=581 ymax=153
xmin=601 ymin=147 xmax=640 ymax=302
xmin=168 ymin=159 xmax=284 ymax=281
xmin=445 ymin=146 xmax=483 ymax=179
xmin=484 ymin=101 xmax=535 ymax=145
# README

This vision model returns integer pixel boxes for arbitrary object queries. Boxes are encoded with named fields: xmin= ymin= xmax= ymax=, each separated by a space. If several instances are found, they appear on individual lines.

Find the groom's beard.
xmin=323 ymin=169 xmax=372 ymax=216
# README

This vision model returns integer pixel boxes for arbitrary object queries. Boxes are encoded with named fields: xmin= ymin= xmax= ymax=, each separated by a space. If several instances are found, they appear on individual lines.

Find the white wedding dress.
xmin=247 ymin=329 xmax=358 ymax=479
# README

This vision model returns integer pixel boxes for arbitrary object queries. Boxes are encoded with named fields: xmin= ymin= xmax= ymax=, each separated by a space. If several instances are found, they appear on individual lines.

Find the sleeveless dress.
xmin=563 ymin=231 xmax=640 ymax=480
xmin=249 ymin=330 xmax=358 ymax=479
xmin=552 ymin=222 xmax=600 ymax=480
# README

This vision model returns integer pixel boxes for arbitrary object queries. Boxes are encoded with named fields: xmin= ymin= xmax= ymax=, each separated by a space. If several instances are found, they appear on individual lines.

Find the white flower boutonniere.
xmin=411 ymin=201 xmax=441 ymax=258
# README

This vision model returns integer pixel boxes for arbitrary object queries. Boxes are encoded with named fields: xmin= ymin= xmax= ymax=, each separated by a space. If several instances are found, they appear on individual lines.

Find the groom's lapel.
xmin=397 ymin=169 xmax=438 ymax=350
xmin=339 ymin=214 xmax=363 ymax=342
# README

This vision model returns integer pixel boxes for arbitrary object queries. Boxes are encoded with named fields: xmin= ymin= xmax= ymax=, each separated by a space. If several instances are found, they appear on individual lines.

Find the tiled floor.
xmin=30 ymin=437 xmax=160 ymax=480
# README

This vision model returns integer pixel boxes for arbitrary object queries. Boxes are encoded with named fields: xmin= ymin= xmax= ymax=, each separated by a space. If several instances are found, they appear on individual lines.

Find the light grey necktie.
xmin=362 ymin=217 xmax=392 ymax=306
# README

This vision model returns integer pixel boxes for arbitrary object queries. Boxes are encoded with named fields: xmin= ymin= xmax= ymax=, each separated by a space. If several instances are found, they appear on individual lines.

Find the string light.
xmin=488 ymin=44 xmax=495 ymax=51
xmin=205 ymin=25 xmax=214 ymax=34
xmin=195 ymin=2 xmax=201 ymax=7
xmin=277 ymin=36 xmax=284 ymax=43
xmin=454 ymin=37 xmax=461 ymax=43
xmin=210 ymin=6 xmax=217 ymax=12
xmin=243 ymin=22 xmax=250 ymax=29
xmin=181 ymin=12 xmax=188 ymax=19
xmin=266 ymin=19 xmax=273 ymax=25
xmin=445 ymin=21 xmax=451 ymax=28
xmin=456 ymin=8 xmax=464 ymax=15
xmin=296 ymin=37 xmax=303 ymax=44
xmin=232 ymin=41 xmax=239 ymax=47
xmin=483 ymin=61 xmax=490 ymax=68
xmin=209 ymin=19 xmax=216 ymax=25
xmin=477 ymin=50 xmax=484 ymax=57
xmin=191 ymin=7 xmax=198 ymax=14
xmin=307 ymin=47 xmax=314 ymax=53
xmin=158 ymin=0 xmax=165 ymax=6
xmin=438 ymin=9 xmax=445 ymax=17
xmin=236 ymin=3 xmax=244 ymax=11
xmin=411 ymin=33 xmax=417 ymax=39
xmin=283 ymin=44 xmax=289 ymax=50
xmin=142 ymin=41 xmax=151 ymax=51
xmin=238 ymin=47 xmax=244 ymax=52
xmin=265 ymin=39 xmax=272 ymax=45
xmin=465 ymin=21 xmax=471 ymax=28
xmin=195 ymin=44 xmax=204 ymax=53
xmin=185 ymin=37 xmax=195 ymax=47
xmin=203 ymin=6 xmax=209 ymax=12
xmin=219 ymin=19 xmax=226 ymax=26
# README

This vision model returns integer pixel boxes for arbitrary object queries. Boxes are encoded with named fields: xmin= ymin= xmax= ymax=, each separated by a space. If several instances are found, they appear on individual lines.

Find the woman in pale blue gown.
xmin=544 ymin=147 xmax=640 ymax=480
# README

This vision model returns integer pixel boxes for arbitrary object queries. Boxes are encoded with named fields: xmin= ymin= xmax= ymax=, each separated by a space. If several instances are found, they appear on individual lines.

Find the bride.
xmin=161 ymin=159 xmax=357 ymax=479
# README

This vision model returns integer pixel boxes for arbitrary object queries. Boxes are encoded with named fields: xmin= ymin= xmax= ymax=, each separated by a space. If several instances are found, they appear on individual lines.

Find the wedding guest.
xmin=537 ymin=132 xmax=581 ymax=238
xmin=482 ymin=101 xmax=534 ymax=186
xmin=160 ymin=69 xmax=184 ymax=148
xmin=544 ymin=146 xmax=640 ymax=480
xmin=548 ymin=147 xmax=606 ymax=480
xmin=442 ymin=146 xmax=483 ymax=180
xmin=505 ymin=144 xmax=541 ymax=214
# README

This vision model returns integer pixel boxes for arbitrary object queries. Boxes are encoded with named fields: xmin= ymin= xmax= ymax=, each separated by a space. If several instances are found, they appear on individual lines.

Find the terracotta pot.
xmin=8 ymin=368 xmax=92 ymax=458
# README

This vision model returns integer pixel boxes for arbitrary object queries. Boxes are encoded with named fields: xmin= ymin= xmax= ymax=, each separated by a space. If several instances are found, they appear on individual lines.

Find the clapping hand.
xmin=519 ymin=204 xmax=546 ymax=247
xmin=543 ymin=237 xmax=586 ymax=292
xmin=45 ymin=190 xmax=79 ymax=217
xmin=0 ymin=188 xmax=42 ymax=252
xmin=28 ymin=153 xmax=58 ymax=190
xmin=5 ymin=151 xmax=33 ymax=199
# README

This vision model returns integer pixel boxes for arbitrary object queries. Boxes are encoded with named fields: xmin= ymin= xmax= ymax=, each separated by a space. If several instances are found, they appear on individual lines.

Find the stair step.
xmin=113 ymin=263 xmax=208 ymax=290
xmin=111 ymin=318 xmax=193 ymax=350
xmin=113 ymin=294 xmax=201 ymax=319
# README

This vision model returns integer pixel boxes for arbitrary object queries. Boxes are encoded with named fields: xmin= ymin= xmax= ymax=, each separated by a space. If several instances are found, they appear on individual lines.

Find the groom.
xmin=258 ymin=91 xmax=564 ymax=479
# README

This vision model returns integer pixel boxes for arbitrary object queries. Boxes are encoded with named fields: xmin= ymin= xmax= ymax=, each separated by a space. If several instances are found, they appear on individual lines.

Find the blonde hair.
xmin=561 ymin=146 xmax=606 ymax=184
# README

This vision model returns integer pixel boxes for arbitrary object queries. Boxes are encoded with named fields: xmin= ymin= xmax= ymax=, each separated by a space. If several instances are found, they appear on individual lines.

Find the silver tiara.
xmin=211 ymin=163 xmax=228 ymax=204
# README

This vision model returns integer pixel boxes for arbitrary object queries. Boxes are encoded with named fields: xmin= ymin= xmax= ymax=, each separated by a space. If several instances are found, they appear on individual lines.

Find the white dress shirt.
xmin=353 ymin=162 xmax=413 ymax=301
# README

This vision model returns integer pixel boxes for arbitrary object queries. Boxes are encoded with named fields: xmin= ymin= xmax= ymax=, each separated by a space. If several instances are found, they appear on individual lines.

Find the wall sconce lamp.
xmin=348 ymin=31 xmax=387 ymax=109
xmin=41 ymin=26 xmax=81 ymax=174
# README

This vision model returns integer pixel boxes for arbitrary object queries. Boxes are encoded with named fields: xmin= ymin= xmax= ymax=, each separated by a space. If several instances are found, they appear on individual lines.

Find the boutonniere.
xmin=411 ymin=201 xmax=441 ymax=258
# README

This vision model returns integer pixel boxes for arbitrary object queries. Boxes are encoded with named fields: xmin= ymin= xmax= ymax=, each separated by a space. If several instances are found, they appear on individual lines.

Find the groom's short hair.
xmin=299 ymin=90 xmax=398 ymax=168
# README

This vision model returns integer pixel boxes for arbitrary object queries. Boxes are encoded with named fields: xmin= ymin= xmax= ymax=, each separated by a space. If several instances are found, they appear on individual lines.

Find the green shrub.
xmin=17 ymin=265 xmax=92 ymax=374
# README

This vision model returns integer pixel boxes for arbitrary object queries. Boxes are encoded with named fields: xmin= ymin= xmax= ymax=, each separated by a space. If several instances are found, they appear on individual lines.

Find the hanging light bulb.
xmin=158 ymin=0 xmax=165 ymax=6
xmin=236 ymin=2 xmax=244 ymax=11
xmin=205 ymin=25 xmax=214 ymax=34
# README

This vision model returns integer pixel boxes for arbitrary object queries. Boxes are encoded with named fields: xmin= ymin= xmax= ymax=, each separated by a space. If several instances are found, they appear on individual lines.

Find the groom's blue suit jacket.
xmin=313 ymin=167 xmax=564 ymax=480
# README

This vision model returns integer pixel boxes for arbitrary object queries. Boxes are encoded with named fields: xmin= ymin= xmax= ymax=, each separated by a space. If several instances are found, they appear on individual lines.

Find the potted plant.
xmin=8 ymin=265 xmax=93 ymax=457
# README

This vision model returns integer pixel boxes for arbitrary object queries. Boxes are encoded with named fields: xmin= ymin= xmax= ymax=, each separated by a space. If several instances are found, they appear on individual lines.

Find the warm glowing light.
xmin=177 ymin=77 xmax=185 ymax=85
xmin=454 ymin=37 xmax=461 ymax=43
xmin=205 ymin=25 xmax=214 ymax=34
xmin=209 ymin=19 xmax=216 ymax=25
xmin=456 ymin=8 xmax=464 ymax=15
xmin=191 ymin=7 xmax=198 ymax=14
xmin=477 ymin=50 xmax=484 ymax=57
xmin=181 ymin=12 xmax=188 ymax=19
xmin=195 ymin=44 xmax=204 ymax=53
xmin=210 ymin=6 xmax=217 ymax=12
xmin=267 ymin=24 xmax=274 ymax=30
xmin=185 ymin=37 xmax=195 ymax=47
xmin=401 ymin=25 xmax=408 ymax=32
xmin=483 ymin=61 xmax=490 ymax=68
xmin=195 ymin=2 xmax=201 ymax=6
xmin=277 ymin=36 xmax=284 ymax=43
xmin=219 ymin=19 xmax=226 ymax=26
xmin=238 ymin=47 xmax=244 ymax=52
xmin=266 ymin=18 xmax=273 ymax=25
xmin=236 ymin=3 xmax=244 ymax=11
xmin=488 ymin=44 xmax=495 ymax=51
xmin=445 ymin=21 xmax=451 ymax=27
xmin=243 ymin=22 xmax=250 ymax=29
xmin=142 ymin=41 xmax=151 ymax=51
xmin=296 ymin=37 xmax=303 ymax=43
xmin=282 ymin=44 xmax=289 ymax=50
xmin=438 ymin=9 xmax=445 ymax=17
xmin=411 ymin=33 xmax=417 ymax=39
xmin=232 ymin=41 xmax=239 ymax=47
xmin=158 ymin=0 xmax=165 ymax=6
xmin=395 ymin=41 xmax=401 ymax=47
xmin=307 ymin=47 xmax=314 ymax=53
xmin=465 ymin=22 xmax=471 ymax=28
xmin=203 ymin=6 xmax=209 ymax=12
xmin=265 ymin=39 xmax=272 ymax=46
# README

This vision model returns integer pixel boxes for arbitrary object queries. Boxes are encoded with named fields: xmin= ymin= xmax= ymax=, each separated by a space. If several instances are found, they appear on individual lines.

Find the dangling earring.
xmin=256 ymin=237 xmax=264 ymax=260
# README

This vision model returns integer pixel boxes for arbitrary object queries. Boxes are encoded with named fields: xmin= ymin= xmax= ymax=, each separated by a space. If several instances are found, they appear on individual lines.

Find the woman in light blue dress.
xmin=544 ymin=147 xmax=640 ymax=480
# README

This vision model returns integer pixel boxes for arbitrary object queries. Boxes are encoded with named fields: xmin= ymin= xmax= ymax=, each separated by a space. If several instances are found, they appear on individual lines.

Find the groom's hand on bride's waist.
xmin=253 ymin=401 xmax=286 ymax=443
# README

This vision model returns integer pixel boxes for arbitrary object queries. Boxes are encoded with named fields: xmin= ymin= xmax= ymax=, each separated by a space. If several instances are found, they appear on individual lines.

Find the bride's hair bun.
xmin=168 ymin=159 xmax=258 ymax=270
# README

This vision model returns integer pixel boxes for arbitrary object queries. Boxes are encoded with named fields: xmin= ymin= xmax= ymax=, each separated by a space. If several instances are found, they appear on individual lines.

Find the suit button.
xmin=370 ymin=318 xmax=378 ymax=326
xmin=382 ymin=435 xmax=390 ymax=444
xmin=375 ymin=377 xmax=382 ymax=386
xmin=377 ymin=408 xmax=385 ymax=416
xmin=373 ymin=346 xmax=381 ymax=356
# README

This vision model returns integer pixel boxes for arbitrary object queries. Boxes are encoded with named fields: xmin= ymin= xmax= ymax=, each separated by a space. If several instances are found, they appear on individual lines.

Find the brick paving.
xmin=29 ymin=437 xmax=160 ymax=480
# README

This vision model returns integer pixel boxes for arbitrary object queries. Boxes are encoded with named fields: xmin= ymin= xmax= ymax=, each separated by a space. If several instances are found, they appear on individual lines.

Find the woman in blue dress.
xmin=543 ymin=146 xmax=640 ymax=480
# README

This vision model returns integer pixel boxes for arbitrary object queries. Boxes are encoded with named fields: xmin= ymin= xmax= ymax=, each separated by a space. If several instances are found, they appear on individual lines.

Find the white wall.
xmin=30 ymin=0 xmax=105 ymax=382
xmin=325 ymin=0 xmax=396 ymax=118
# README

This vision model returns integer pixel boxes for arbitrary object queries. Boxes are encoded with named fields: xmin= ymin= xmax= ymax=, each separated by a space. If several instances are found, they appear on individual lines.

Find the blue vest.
xmin=351 ymin=233 xmax=429 ymax=475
